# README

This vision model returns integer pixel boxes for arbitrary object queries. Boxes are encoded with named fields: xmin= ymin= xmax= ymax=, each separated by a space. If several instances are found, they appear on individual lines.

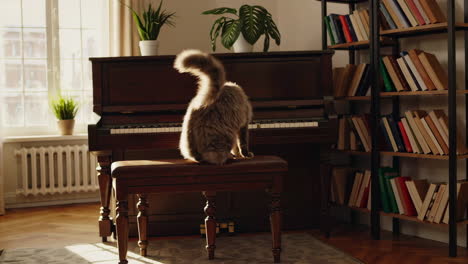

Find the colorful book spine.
xmin=379 ymin=3 xmax=397 ymax=29
xmin=344 ymin=15 xmax=358 ymax=42
xmin=398 ymin=121 xmax=413 ymax=153
xmin=380 ymin=59 xmax=396 ymax=92
xmin=324 ymin=17 xmax=336 ymax=45
xmin=339 ymin=15 xmax=354 ymax=43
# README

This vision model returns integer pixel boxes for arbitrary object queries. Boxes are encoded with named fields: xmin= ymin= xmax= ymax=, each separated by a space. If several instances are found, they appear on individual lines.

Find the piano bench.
xmin=111 ymin=155 xmax=287 ymax=264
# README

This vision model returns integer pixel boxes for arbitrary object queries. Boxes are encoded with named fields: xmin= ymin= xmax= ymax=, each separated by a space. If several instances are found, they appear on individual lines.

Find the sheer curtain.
xmin=109 ymin=0 xmax=144 ymax=56
xmin=0 ymin=98 xmax=4 ymax=215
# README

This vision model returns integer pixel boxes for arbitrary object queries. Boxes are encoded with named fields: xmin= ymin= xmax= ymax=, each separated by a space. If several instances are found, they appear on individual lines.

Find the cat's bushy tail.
xmin=174 ymin=50 xmax=226 ymax=100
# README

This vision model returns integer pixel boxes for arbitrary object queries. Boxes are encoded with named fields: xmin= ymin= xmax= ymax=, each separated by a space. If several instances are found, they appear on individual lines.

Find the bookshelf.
xmin=320 ymin=0 xmax=468 ymax=257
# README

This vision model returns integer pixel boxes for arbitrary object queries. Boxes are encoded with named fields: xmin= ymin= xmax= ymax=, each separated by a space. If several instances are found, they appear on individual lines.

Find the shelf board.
xmin=328 ymin=39 xmax=395 ymax=50
xmin=335 ymin=96 xmax=372 ymax=101
xmin=380 ymin=151 xmax=468 ymax=160
xmin=316 ymin=0 xmax=367 ymax=3
xmin=346 ymin=206 xmax=468 ymax=226
xmin=381 ymin=90 xmax=468 ymax=96
xmin=381 ymin=22 xmax=468 ymax=38
xmin=335 ymin=150 xmax=468 ymax=159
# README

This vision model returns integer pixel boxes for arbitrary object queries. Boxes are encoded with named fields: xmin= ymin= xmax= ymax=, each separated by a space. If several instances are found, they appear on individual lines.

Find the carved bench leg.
xmin=270 ymin=192 xmax=282 ymax=263
xmin=116 ymin=200 xmax=129 ymax=264
xmin=203 ymin=191 xmax=216 ymax=260
xmin=137 ymin=194 xmax=149 ymax=256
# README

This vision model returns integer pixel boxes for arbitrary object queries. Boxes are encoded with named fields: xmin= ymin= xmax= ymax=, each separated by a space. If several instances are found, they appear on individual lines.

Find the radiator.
xmin=14 ymin=145 xmax=99 ymax=196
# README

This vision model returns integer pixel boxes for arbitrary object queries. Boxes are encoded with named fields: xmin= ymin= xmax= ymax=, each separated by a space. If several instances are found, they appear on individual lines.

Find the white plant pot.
xmin=232 ymin=34 xmax=254 ymax=53
xmin=139 ymin=40 xmax=160 ymax=56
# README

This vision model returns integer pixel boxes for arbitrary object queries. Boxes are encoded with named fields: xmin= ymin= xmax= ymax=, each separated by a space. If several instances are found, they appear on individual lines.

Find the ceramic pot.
xmin=232 ymin=33 xmax=254 ymax=53
xmin=57 ymin=119 xmax=75 ymax=135
xmin=139 ymin=40 xmax=160 ymax=56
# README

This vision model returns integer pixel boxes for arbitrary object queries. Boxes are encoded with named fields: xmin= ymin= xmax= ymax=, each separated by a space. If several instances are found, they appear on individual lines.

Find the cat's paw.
xmin=242 ymin=151 xmax=254 ymax=158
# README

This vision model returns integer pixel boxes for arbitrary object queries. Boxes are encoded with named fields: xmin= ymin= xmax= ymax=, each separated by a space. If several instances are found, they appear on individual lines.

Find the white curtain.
xmin=0 ymin=98 xmax=4 ymax=215
xmin=109 ymin=0 xmax=146 ymax=56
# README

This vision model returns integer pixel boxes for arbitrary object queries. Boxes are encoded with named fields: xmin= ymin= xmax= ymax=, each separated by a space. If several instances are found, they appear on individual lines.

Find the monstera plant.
xmin=203 ymin=5 xmax=281 ymax=52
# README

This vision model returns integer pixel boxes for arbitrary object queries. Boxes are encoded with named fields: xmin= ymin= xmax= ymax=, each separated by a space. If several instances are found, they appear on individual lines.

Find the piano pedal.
xmin=199 ymin=220 xmax=236 ymax=237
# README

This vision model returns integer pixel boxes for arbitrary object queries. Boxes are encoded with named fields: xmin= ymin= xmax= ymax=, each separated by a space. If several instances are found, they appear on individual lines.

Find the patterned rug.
xmin=0 ymin=232 xmax=363 ymax=264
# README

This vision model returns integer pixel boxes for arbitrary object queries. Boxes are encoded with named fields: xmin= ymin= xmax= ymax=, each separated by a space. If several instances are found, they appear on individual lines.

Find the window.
xmin=0 ymin=0 xmax=108 ymax=136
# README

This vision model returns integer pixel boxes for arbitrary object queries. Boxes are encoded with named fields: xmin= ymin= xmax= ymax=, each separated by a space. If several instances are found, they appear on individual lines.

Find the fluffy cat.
xmin=174 ymin=49 xmax=253 ymax=165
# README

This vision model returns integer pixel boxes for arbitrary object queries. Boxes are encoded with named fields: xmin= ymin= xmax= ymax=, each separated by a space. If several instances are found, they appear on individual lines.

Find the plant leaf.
xmin=202 ymin=7 xmax=237 ymax=15
xmin=209 ymin=17 xmax=228 ymax=51
xmin=265 ymin=12 xmax=281 ymax=45
xmin=239 ymin=5 xmax=265 ymax=45
xmin=131 ymin=10 xmax=149 ymax=40
xmin=221 ymin=19 xmax=242 ymax=49
xmin=263 ymin=33 xmax=270 ymax=52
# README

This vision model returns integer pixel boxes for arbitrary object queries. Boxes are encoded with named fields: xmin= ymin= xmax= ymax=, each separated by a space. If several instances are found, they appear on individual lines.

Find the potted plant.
xmin=122 ymin=0 xmax=176 ymax=56
xmin=203 ymin=5 xmax=281 ymax=52
xmin=51 ymin=96 xmax=79 ymax=135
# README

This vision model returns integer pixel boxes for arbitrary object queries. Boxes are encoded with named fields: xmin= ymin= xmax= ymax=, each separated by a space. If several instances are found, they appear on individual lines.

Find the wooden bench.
xmin=111 ymin=155 xmax=287 ymax=264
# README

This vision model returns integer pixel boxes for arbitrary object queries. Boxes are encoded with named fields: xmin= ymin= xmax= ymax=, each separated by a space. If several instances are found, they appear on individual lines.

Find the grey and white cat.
xmin=174 ymin=50 xmax=253 ymax=165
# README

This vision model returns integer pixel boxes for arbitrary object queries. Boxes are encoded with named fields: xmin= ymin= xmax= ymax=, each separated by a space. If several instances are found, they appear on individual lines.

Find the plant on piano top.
xmin=203 ymin=5 xmax=280 ymax=52
xmin=50 ymin=96 xmax=79 ymax=136
xmin=121 ymin=0 xmax=176 ymax=55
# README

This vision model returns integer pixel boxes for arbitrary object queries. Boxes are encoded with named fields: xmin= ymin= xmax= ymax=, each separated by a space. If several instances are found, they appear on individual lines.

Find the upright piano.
xmin=88 ymin=51 xmax=337 ymax=240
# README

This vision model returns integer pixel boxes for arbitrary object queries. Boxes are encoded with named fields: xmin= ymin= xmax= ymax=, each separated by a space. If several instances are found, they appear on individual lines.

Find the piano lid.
xmin=90 ymin=50 xmax=334 ymax=114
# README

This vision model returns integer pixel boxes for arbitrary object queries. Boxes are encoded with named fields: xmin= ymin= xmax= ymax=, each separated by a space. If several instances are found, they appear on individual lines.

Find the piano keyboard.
xmin=109 ymin=120 xmax=319 ymax=135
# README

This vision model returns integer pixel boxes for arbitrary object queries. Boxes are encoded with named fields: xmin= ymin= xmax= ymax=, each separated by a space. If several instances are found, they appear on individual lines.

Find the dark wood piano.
xmin=88 ymin=51 xmax=337 ymax=241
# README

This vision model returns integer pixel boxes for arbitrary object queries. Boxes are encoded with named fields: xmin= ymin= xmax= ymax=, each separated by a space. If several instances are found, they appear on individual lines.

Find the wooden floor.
xmin=1 ymin=202 xmax=467 ymax=264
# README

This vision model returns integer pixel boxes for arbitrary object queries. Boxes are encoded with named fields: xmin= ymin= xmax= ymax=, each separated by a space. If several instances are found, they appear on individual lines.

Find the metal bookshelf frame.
xmin=320 ymin=0 xmax=467 ymax=257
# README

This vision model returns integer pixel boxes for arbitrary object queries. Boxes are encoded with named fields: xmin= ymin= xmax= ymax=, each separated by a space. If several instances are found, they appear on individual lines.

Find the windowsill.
xmin=3 ymin=134 xmax=88 ymax=143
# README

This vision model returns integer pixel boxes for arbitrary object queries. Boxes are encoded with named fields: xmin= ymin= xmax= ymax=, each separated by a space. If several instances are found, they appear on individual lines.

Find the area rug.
xmin=0 ymin=232 xmax=363 ymax=264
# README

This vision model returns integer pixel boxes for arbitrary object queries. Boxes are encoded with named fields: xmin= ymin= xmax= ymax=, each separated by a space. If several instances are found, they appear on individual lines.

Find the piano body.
xmin=88 ymin=51 xmax=337 ymax=240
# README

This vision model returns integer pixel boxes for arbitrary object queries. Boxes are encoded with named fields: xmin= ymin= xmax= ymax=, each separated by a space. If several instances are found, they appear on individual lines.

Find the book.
xmin=355 ymin=65 xmax=372 ymax=96
xmin=406 ymin=179 xmax=429 ymax=214
xmin=390 ymin=178 xmax=405 ymax=214
xmin=331 ymin=167 xmax=352 ymax=205
xmin=442 ymin=180 xmax=468 ymax=223
xmin=401 ymin=117 xmax=422 ymax=153
xmin=378 ymin=168 xmax=391 ymax=213
xmin=435 ymin=110 xmax=468 ymax=154
xmin=383 ymin=167 xmax=399 ymax=213
xmin=418 ymin=51 xmax=448 ymax=90
xmin=387 ymin=55 xmax=411 ymax=91
xmin=424 ymin=115 xmax=448 ymax=154
xmin=335 ymin=64 xmax=357 ymax=96
xmin=412 ymin=0 xmax=431 ymax=24
xmin=330 ymin=14 xmax=345 ymax=44
xmin=379 ymin=3 xmax=397 ymax=30
xmin=398 ymin=120 xmax=413 ymax=152
xmin=404 ymin=0 xmax=426 ymax=25
xmin=345 ymin=15 xmax=358 ymax=42
xmin=424 ymin=185 xmax=441 ymax=220
xmin=348 ymin=64 xmax=368 ymax=96
xmin=380 ymin=59 xmax=396 ymax=92
xmin=349 ymin=14 xmax=365 ymax=41
xmin=347 ymin=117 xmax=364 ymax=151
xmin=382 ymin=0 xmax=407 ymax=28
xmin=413 ymin=110 xmax=439 ymax=154
xmin=389 ymin=0 xmax=411 ymax=27
xmin=353 ymin=10 xmax=368 ymax=39
xmin=382 ymin=117 xmax=399 ymax=152
xmin=356 ymin=170 xmax=371 ymax=207
xmin=396 ymin=176 xmax=418 ymax=216
xmin=429 ymin=110 xmax=448 ymax=147
xmin=338 ymin=117 xmax=350 ymax=150
xmin=428 ymin=184 xmax=446 ymax=222
xmin=349 ymin=172 xmax=364 ymax=206
xmin=418 ymin=183 xmax=440 ymax=220
xmin=433 ymin=183 xmax=449 ymax=223
xmin=396 ymin=0 xmax=419 ymax=26
xmin=402 ymin=51 xmax=427 ymax=91
xmin=397 ymin=57 xmax=419 ymax=91
xmin=408 ymin=49 xmax=436 ymax=91
xmin=421 ymin=117 xmax=444 ymax=155
xmin=387 ymin=115 xmax=406 ymax=152
xmin=324 ymin=16 xmax=336 ymax=45
xmin=352 ymin=116 xmax=370 ymax=152
xmin=404 ymin=110 xmax=431 ymax=154
xmin=419 ymin=0 xmax=446 ymax=23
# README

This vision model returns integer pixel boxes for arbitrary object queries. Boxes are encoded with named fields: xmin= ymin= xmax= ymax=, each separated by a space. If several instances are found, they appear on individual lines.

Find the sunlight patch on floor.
xmin=65 ymin=243 xmax=165 ymax=264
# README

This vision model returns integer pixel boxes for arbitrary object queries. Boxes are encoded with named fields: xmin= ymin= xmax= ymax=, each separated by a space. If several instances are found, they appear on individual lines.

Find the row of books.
xmin=336 ymin=109 xmax=467 ymax=155
xmin=330 ymin=168 xmax=371 ymax=209
xmin=380 ymin=0 xmax=445 ymax=30
xmin=381 ymin=49 xmax=448 ymax=92
xmin=333 ymin=63 xmax=371 ymax=97
xmin=331 ymin=167 xmax=468 ymax=224
xmin=337 ymin=115 xmax=371 ymax=152
xmin=379 ymin=167 xmax=468 ymax=223
xmin=380 ymin=110 xmax=467 ymax=155
xmin=324 ymin=11 xmax=371 ymax=45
